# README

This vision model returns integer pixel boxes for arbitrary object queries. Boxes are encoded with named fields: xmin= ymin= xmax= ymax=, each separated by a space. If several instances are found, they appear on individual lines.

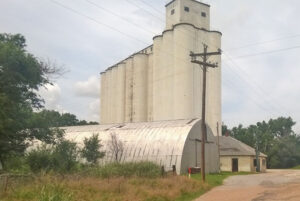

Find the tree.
xmin=32 ymin=110 xmax=99 ymax=127
xmin=224 ymin=117 xmax=299 ymax=168
xmin=0 ymin=33 xmax=63 ymax=166
xmin=81 ymin=134 xmax=105 ymax=165
xmin=109 ymin=133 xmax=124 ymax=163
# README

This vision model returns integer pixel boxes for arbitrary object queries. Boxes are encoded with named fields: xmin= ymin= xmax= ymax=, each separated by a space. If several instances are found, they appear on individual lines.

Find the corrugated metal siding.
xmin=62 ymin=119 xmax=197 ymax=174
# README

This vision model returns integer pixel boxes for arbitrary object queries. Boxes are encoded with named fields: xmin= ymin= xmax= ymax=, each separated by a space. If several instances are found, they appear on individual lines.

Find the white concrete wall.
xmin=100 ymin=73 xmax=106 ymax=124
xmin=220 ymin=156 xmax=257 ymax=172
xmin=125 ymin=58 xmax=133 ymax=123
xmin=166 ymin=0 xmax=210 ymax=30
xmin=132 ymin=54 xmax=148 ymax=122
xmin=116 ymin=63 xmax=126 ymax=123
xmin=147 ymin=54 xmax=153 ymax=121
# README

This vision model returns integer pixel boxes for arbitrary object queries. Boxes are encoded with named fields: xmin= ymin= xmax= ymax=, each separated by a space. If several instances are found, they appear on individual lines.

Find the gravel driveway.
xmin=195 ymin=169 xmax=300 ymax=201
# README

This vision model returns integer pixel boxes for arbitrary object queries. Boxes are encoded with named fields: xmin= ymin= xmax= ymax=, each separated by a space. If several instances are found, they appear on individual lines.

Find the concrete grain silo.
xmin=99 ymin=0 xmax=222 ymax=137
xmin=147 ymin=53 xmax=153 ymax=121
xmin=116 ymin=63 xmax=126 ymax=123
xmin=100 ymin=72 xmax=106 ymax=124
xmin=124 ymin=58 xmax=133 ymax=123
xmin=132 ymin=54 xmax=148 ymax=122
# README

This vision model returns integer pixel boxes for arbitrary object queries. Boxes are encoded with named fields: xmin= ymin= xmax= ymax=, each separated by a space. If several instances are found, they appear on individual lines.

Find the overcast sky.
xmin=1 ymin=0 xmax=299 ymax=132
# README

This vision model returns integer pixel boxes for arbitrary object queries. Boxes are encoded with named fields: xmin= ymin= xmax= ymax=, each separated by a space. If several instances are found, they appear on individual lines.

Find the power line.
xmin=125 ymin=0 xmax=288 ymax=116
xmin=138 ymin=0 xmax=165 ymax=16
xmin=234 ymin=45 xmax=300 ymax=59
xmin=126 ymin=0 xmax=164 ymax=22
xmin=83 ymin=0 xmax=157 ymax=35
xmin=228 ymin=34 xmax=300 ymax=51
xmin=49 ymin=0 xmax=149 ymax=46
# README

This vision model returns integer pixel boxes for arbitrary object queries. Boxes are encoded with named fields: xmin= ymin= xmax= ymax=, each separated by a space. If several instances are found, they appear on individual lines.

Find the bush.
xmin=81 ymin=134 xmax=105 ymax=165
xmin=3 ymin=155 xmax=30 ymax=173
xmin=52 ymin=140 xmax=78 ymax=173
xmin=26 ymin=146 xmax=53 ymax=173
xmin=26 ymin=140 xmax=78 ymax=173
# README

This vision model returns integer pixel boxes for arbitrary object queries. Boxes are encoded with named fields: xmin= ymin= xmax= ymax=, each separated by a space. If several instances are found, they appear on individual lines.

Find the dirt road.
xmin=195 ymin=170 xmax=300 ymax=201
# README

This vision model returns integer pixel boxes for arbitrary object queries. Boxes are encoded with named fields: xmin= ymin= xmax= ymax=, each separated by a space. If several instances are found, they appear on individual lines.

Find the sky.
xmin=0 ymin=0 xmax=300 ymax=132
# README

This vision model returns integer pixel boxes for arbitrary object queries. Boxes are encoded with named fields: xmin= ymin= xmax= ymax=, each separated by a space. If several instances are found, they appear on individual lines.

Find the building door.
xmin=232 ymin=158 xmax=238 ymax=172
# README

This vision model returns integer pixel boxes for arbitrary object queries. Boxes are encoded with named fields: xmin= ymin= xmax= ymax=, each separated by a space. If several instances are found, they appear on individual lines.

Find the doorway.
xmin=232 ymin=158 xmax=238 ymax=172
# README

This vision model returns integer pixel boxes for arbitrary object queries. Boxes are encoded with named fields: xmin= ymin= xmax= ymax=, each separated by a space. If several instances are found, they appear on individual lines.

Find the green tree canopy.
xmin=223 ymin=117 xmax=299 ymax=168
xmin=0 ymin=33 xmax=63 ymax=164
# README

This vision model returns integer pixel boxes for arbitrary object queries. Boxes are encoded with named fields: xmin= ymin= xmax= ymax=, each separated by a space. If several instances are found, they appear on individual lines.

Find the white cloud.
xmin=38 ymin=83 xmax=66 ymax=113
xmin=74 ymin=76 xmax=100 ymax=98
xmin=88 ymin=99 xmax=100 ymax=122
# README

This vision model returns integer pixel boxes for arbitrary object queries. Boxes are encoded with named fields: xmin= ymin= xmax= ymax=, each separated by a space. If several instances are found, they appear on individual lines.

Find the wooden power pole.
xmin=190 ymin=44 xmax=221 ymax=182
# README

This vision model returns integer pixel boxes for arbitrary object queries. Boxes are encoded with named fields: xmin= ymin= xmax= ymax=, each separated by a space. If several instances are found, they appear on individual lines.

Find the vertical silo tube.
xmin=206 ymin=32 xmax=222 ymax=136
xmin=147 ymin=53 xmax=153 ymax=121
xmin=111 ymin=67 xmax=118 ymax=124
xmin=116 ymin=63 xmax=126 ymax=123
xmin=161 ymin=30 xmax=174 ymax=120
xmin=173 ymin=24 xmax=195 ymax=120
xmin=132 ymin=53 xmax=148 ymax=122
xmin=152 ymin=36 xmax=163 ymax=121
xmin=106 ymin=69 xmax=112 ymax=123
xmin=100 ymin=72 xmax=106 ymax=124
xmin=125 ymin=58 xmax=133 ymax=123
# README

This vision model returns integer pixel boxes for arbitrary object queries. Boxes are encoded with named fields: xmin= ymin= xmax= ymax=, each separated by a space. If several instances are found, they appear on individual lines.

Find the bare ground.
xmin=195 ymin=170 xmax=300 ymax=201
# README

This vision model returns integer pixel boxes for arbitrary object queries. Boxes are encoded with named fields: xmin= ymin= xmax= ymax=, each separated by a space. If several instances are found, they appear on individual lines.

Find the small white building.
xmin=219 ymin=136 xmax=267 ymax=172
xmin=63 ymin=119 xmax=219 ymax=174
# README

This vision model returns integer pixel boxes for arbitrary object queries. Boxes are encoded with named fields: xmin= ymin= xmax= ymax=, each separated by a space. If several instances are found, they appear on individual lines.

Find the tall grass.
xmin=82 ymin=162 xmax=161 ymax=178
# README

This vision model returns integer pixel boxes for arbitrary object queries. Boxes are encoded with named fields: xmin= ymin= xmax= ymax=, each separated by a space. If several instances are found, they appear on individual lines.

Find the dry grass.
xmin=0 ymin=174 xmax=208 ymax=201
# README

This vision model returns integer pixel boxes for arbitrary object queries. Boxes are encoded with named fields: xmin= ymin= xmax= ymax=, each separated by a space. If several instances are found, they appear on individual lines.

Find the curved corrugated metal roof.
xmin=62 ymin=119 xmax=200 ymax=174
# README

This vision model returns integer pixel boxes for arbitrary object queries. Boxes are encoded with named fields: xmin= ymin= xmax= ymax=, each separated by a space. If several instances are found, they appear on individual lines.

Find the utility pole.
xmin=255 ymin=132 xmax=261 ymax=172
xmin=190 ymin=44 xmax=221 ymax=182
xmin=217 ymin=122 xmax=221 ymax=172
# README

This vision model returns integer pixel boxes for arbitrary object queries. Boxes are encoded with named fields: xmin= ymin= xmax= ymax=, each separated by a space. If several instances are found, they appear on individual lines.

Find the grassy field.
xmin=292 ymin=165 xmax=300 ymax=169
xmin=0 ymin=170 xmax=251 ymax=201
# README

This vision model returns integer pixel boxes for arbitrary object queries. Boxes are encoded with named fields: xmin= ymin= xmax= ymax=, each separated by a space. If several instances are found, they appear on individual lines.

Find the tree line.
xmin=0 ymin=33 xmax=98 ymax=168
xmin=223 ymin=117 xmax=300 ymax=169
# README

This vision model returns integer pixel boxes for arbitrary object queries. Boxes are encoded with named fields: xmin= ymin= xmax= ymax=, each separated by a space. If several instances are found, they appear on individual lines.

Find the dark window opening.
xmin=171 ymin=9 xmax=175 ymax=15
xmin=201 ymin=12 xmax=206 ymax=17
xmin=184 ymin=6 xmax=189 ymax=12
xmin=253 ymin=159 xmax=257 ymax=166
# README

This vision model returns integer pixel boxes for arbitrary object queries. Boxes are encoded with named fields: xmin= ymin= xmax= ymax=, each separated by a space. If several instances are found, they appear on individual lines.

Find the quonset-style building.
xmin=63 ymin=0 xmax=223 ymax=174
xmin=63 ymin=119 xmax=219 ymax=174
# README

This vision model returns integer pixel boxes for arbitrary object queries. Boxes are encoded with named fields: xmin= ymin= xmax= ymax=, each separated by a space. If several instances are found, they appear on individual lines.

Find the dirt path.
xmin=195 ymin=170 xmax=300 ymax=201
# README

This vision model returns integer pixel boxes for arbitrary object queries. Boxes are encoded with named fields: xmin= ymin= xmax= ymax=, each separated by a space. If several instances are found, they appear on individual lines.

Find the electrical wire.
xmin=234 ymin=45 xmax=300 ymax=59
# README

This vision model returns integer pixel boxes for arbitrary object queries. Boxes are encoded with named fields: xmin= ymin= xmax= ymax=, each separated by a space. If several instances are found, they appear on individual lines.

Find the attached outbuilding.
xmin=62 ymin=119 xmax=219 ymax=174
xmin=218 ymin=136 xmax=267 ymax=172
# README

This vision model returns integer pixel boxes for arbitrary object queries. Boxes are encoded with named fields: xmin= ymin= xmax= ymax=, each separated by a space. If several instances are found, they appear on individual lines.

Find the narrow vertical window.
xmin=184 ymin=6 xmax=189 ymax=12
xmin=171 ymin=9 xmax=175 ymax=15
xmin=201 ymin=12 xmax=206 ymax=17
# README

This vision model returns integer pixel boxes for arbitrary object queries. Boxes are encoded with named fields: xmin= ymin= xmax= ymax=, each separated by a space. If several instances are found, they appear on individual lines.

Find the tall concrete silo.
xmin=125 ymin=58 xmax=133 ymax=123
xmin=116 ymin=63 xmax=126 ymax=123
xmin=132 ymin=53 xmax=148 ymax=122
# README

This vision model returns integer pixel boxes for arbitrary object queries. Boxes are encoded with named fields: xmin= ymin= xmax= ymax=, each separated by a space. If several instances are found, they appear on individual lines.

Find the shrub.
xmin=81 ymin=134 xmax=105 ymax=165
xmin=52 ymin=140 xmax=78 ymax=173
xmin=26 ymin=146 xmax=53 ymax=173
xmin=26 ymin=140 xmax=78 ymax=173
xmin=3 ymin=155 xmax=30 ymax=173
